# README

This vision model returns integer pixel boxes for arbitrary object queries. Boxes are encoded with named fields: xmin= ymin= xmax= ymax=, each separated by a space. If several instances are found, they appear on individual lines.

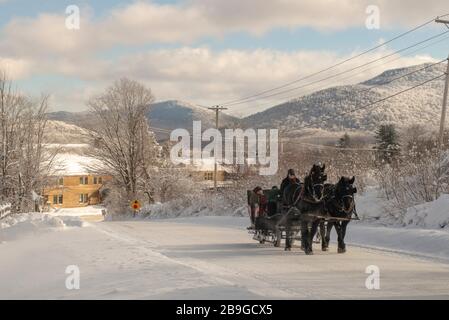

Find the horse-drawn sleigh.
xmin=247 ymin=163 xmax=360 ymax=255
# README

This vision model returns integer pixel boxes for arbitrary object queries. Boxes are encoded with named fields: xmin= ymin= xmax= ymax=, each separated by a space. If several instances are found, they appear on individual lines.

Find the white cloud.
xmin=117 ymin=47 xmax=435 ymax=116
xmin=0 ymin=0 xmax=446 ymax=114
xmin=31 ymin=47 xmax=434 ymax=115
xmin=0 ymin=57 xmax=33 ymax=79
xmin=1 ymin=0 xmax=448 ymax=59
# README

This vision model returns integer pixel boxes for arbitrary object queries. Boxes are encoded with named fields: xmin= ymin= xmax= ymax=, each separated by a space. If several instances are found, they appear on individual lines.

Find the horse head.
xmin=307 ymin=162 xmax=327 ymax=202
xmin=335 ymin=176 xmax=357 ymax=214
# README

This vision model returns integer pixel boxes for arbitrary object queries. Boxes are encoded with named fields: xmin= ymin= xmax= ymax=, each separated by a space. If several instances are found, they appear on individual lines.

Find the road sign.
xmin=130 ymin=200 xmax=141 ymax=211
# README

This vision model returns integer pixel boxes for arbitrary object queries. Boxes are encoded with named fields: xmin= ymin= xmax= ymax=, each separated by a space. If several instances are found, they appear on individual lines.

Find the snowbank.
xmin=0 ymin=212 xmax=85 ymax=242
xmin=144 ymin=198 xmax=246 ymax=219
xmin=355 ymin=188 xmax=449 ymax=230
xmin=346 ymin=224 xmax=449 ymax=262
xmin=50 ymin=205 xmax=105 ymax=217
xmin=106 ymin=195 xmax=247 ymax=221
xmin=403 ymin=194 xmax=449 ymax=229
xmin=355 ymin=186 xmax=389 ymax=222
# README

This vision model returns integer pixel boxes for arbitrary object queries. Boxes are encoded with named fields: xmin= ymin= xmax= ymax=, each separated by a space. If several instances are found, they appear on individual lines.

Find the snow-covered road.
xmin=1 ymin=216 xmax=449 ymax=299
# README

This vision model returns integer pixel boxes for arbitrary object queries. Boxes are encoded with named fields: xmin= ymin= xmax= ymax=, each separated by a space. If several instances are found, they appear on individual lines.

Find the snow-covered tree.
xmin=0 ymin=71 xmax=57 ymax=213
xmin=374 ymin=124 xmax=401 ymax=164
xmin=85 ymin=78 xmax=161 ymax=213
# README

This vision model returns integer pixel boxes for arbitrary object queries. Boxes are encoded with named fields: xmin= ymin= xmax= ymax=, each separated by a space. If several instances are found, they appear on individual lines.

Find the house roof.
xmin=51 ymin=153 xmax=103 ymax=176
xmin=189 ymin=158 xmax=235 ymax=173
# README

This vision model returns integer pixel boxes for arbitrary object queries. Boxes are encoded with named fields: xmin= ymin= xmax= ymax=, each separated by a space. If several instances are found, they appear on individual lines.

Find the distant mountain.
xmin=44 ymin=120 xmax=88 ymax=144
xmin=148 ymin=100 xmax=238 ymax=139
xmin=242 ymin=63 xmax=447 ymax=133
xmin=46 ymin=111 xmax=90 ymax=124
xmin=47 ymin=100 xmax=238 ymax=141
xmin=48 ymin=63 xmax=446 ymax=143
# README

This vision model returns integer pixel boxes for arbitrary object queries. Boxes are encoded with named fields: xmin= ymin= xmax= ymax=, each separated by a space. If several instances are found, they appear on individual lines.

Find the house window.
xmin=80 ymin=176 xmax=88 ymax=185
xmin=79 ymin=193 xmax=89 ymax=204
xmin=93 ymin=177 xmax=103 ymax=184
xmin=53 ymin=194 xmax=63 ymax=205
xmin=204 ymin=172 xmax=214 ymax=180
xmin=58 ymin=177 xmax=64 ymax=186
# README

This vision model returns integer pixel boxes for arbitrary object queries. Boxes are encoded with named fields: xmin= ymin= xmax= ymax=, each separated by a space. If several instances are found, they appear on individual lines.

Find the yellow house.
xmin=188 ymin=159 xmax=234 ymax=187
xmin=191 ymin=168 xmax=228 ymax=182
xmin=44 ymin=154 xmax=112 ymax=208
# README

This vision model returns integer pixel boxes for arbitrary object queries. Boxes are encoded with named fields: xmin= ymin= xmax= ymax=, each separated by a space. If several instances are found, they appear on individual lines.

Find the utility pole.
xmin=439 ymin=56 xmax=449 ymax=149
xmin=434 ymin=17 xmax=449 ymax=197
xmin=208 ymin=105 xmax=228 ymax=191
xmin=436 ymin=18 xmax=449 ymax=149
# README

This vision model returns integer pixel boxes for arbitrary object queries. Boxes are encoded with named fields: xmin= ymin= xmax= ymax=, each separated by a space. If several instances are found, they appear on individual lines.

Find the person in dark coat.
xmin=259 ymin=192 xmax=268 ymax=217
xmin=280 ymin=169 xmax=301 ymax=206
xmin=280 ymin=169 xmax=300 ymax=196
xmin=248 ymin=186 xmax=263 ymax=227
xmin=267 ymin=186 xmax=280 ymax=216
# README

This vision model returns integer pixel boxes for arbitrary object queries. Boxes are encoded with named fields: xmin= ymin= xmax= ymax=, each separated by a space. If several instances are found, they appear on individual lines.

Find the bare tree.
xmin=0 ymin=71 xmax=56 ymax=213
xmin=85 ymin=78 xmax=160 ymax=212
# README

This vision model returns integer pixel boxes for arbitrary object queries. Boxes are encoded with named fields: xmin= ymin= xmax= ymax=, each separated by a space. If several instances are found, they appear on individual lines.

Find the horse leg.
xmin=285 ymin=229 xmax=291 ymax=251
xmin=274 ymin=227 xmax=282 ymax=247
xmin=301 ymin=221 xmax=313 ymax=255
xmin=320 ymin=221 xmax=328 ymax=251
xmin=308 ymin=220 xmax=320 ymax=254
xmin=324 ymin=221 xmax=333 ymax=250
xmin=338 ymin=221 xmax=350 ymax=253
xmin=285 ymin=219 xmax=292 ymax=251
xmin=300 ymin=221 xmax=307 ymax=252
xmin=334 ymin=222 xmax=345 ymax=253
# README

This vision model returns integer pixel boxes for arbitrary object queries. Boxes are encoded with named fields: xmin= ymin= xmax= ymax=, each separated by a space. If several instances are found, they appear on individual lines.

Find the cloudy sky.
xmin=0 ymin=0 xmax=448 ymax=116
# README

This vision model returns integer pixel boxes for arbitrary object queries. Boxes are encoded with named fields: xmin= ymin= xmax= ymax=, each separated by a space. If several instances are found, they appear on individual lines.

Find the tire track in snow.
xmin=92 ymin=222 xmax=301 ymax=298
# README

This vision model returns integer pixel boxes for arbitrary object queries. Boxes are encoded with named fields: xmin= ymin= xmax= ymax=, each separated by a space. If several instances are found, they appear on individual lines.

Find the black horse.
xmin=320 ymin=176 xmax=357 ymax=253
xmin=283 ymin=163 xmax=327 ymax=254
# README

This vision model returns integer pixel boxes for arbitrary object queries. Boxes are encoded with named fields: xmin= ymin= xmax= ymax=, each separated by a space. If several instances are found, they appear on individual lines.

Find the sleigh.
xmin=246 ymin=190 xmax=359 ymax=247
xmin=246 ymin=190 xmax=315 ymax=246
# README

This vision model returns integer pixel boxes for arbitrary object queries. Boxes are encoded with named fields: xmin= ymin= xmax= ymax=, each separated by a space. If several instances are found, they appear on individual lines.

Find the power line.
xmin=154 ymin=71 xmax=447 ymax=144
xmin=243 ymin=34 xmax=449 ymax=111
xmin=155 ymin=69 xmax=443 ymax=152
xmin=152 ymin=59 xmax=447 ymax=138
xmin=224 ymin=30 xmax=449 ymax=107
xmin=294 ymin=58 xmax=447 ymax=106
xmin=150 ymin=127 xmax=172 ymax=133
xmin=296 ymin=72 xmax=446 ymax=131
xmin=217 ymin=14 xmax=448 ymax=107
xmin=153 ymin=69 xmax=447 ymax=144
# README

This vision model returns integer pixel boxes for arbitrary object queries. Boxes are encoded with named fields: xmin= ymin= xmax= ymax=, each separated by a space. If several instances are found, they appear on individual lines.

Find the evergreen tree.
xmin=338 ymin=133 xmax=351 ymax=148
xmin=374 ymin=124 xmax=401 ymax=163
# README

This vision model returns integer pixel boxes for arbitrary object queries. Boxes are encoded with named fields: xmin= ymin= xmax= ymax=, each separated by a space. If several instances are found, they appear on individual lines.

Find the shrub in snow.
xmin=375 ymin=124 xmax=449 ymax=219
xmin=131 ymin=186 xmax=252 ymax=220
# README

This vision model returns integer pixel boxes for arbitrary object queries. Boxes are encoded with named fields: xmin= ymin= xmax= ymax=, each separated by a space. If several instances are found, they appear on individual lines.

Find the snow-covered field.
xmin=1 ymin=209 xmax=449 ymax=299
